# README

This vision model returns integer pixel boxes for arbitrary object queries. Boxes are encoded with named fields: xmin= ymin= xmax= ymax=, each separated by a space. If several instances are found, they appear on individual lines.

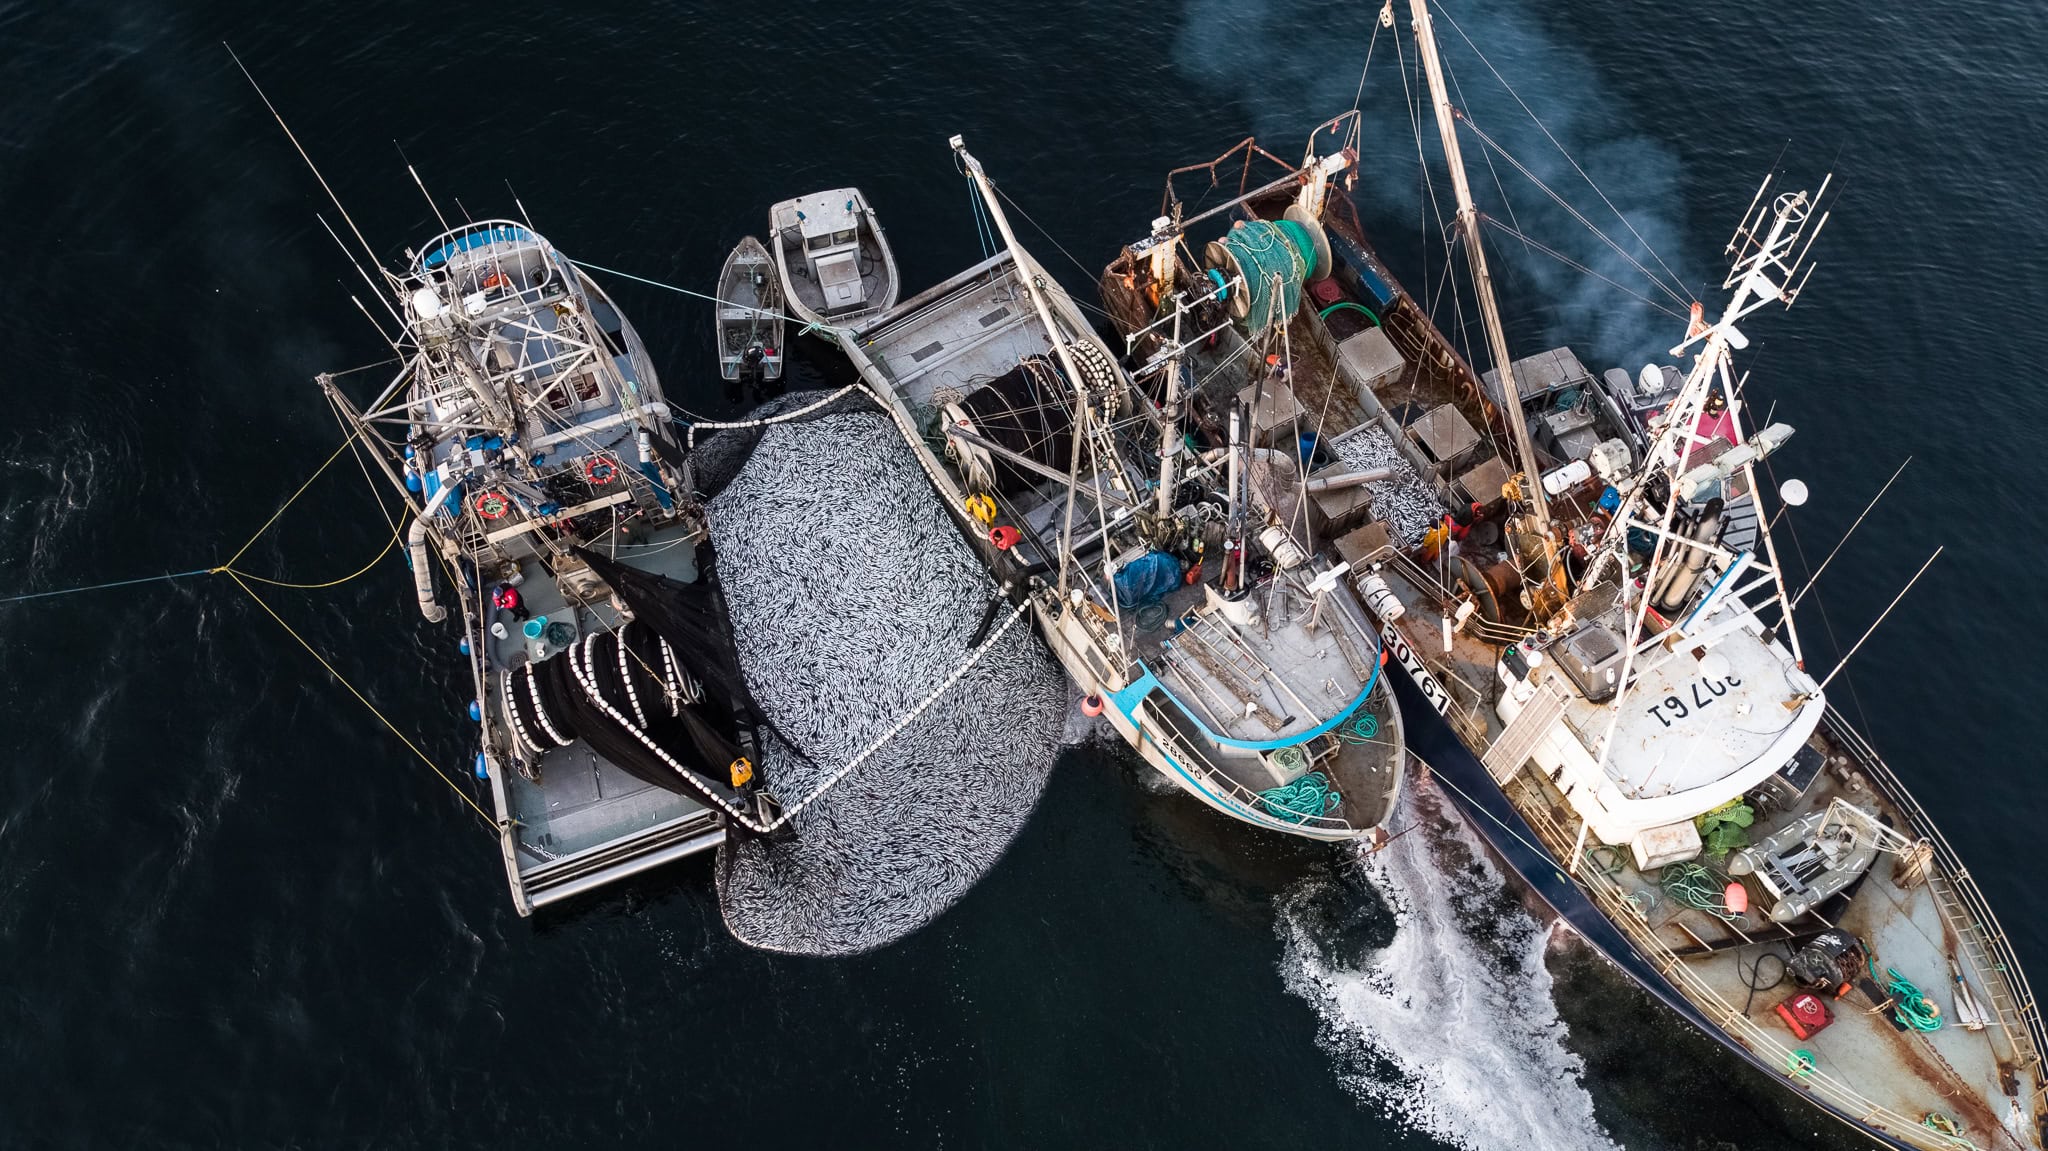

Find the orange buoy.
xmin=1724 ymin=881 xmax=1749 ymax=914
xmin=1080 ymin=693 xmax=1105 ymax=717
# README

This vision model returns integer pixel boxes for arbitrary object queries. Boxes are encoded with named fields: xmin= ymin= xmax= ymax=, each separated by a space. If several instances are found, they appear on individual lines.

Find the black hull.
xmin=1384 ymin=662 xmax=1915 ymax=1151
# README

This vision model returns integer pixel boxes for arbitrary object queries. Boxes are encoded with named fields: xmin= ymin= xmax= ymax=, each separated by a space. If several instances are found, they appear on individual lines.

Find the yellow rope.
xmin=215 ymin=432 xmax=364 ymax=572
xmin=224 ymin=569 xmax=499 ymax=828
xmin=226 ymin=514 xmax=407 ymax=590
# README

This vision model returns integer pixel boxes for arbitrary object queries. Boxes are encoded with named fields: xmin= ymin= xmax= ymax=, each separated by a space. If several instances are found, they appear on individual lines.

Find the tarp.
xmin=1111 ymin=550 xmax=1182 ymax=608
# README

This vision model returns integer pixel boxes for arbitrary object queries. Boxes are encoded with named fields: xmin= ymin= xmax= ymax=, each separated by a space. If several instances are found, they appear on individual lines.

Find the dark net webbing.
xmin=953 ymin=357 xmax=1076 ymax=497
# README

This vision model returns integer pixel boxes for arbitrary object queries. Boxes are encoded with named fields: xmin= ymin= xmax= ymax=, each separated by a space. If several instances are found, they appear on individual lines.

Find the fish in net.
xmin=703 ymin=400 xmax=1065 ymax=955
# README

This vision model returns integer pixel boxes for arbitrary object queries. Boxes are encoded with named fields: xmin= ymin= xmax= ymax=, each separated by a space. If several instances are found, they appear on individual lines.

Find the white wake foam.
xmin=1277 ymin=775 xmax=1619 ymax=1151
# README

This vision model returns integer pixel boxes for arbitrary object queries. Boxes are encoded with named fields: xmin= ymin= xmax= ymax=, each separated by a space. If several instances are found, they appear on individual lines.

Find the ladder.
xmin=1927 ymin=869 xmax=2040 ymax=1064
xmin=1482 ymin=681 xmax=1567 ymax=783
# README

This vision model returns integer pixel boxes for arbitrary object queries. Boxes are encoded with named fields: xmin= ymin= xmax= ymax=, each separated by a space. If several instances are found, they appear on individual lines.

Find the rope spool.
xmin=1203 ymin=213 xmax=1329 ymax=335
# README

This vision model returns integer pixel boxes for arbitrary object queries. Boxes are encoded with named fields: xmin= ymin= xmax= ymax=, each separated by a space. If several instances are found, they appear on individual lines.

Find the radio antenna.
xmin=395 ymin=140 xmax=450 ymax=234
xmin=223 ymin=42 xmax=381 ymax=270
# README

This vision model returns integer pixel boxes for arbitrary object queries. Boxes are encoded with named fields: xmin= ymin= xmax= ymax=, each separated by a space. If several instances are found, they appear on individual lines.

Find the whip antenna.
xmin=223 ymin=42 xmax=381 ymax=271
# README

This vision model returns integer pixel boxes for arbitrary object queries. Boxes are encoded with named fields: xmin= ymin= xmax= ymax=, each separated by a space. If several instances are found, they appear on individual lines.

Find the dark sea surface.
xmin=2 ymin=0 xmax=2043 ymax=1147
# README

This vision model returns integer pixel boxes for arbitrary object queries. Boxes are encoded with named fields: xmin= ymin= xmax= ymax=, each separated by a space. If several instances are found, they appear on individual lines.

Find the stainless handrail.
xmin=1142 ymin=713 xmax=1356 ymax=834
xmin=1822 ymin=708 xmax=2047 ymax=1083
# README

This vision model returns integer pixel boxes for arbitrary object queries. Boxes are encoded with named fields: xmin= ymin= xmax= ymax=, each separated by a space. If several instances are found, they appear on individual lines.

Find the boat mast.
xmin=952 ymin=135 xmax=1100 ymax=606
xmin=1406 ymin=0 xmax=1552 ymax=540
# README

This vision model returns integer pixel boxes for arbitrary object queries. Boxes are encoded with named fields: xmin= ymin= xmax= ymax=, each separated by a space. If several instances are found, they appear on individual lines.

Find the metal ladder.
xmin=1178 ymin=614 xmax=1272 ymax=700
xmin=1927 ymin=869 xmax=2041 ymax=1064
xmin=1482 ymin=681 xmax=1567 ymax=784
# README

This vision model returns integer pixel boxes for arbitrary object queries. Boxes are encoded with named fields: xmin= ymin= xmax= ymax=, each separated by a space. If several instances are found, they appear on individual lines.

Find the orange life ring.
xmin=584 ymin=456 xmax=618 ymax=485
xmin=474 ymin=490 xmax=511 ymax=520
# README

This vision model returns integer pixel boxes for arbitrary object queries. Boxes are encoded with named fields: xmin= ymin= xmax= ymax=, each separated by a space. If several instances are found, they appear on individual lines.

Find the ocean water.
xmin=2 ymin=0 xmax=2043 ymax=1147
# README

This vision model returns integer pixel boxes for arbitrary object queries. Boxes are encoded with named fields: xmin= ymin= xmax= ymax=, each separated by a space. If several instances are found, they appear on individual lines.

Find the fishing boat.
xmin=716 ymin=235 xmax=784 ymax=384
xmin=1127 ymin=3 xmax=2042 ymax=1146
xmin=320 ymin=219 xmax=786 ymax=915
xmin=831 ymin=137 xmax=1404 ymax=843
xmin=768 ymin=187 xmax=900 ymax=330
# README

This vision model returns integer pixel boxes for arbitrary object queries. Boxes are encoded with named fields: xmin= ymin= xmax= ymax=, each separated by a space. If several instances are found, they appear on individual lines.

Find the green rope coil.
xmin=1260 ymin=769 xmax=1340 ymax=823
xmin=1787 ymin=1049 xmax=1817 ymax=1078
xmin=1920 ymin=1112 xmax=1974 ymax=1150
xmin=1338 ymin=713 xmax=1380 ymax=744
xmin=1872 ymin=961 xmax=1945 ymax=1032
xmin=1660 ymin=860 xmax=1742 ymax=923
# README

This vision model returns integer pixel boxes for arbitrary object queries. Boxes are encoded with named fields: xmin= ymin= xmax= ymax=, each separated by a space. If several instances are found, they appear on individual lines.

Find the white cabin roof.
xmin=1559 ymin=609 xmax=1824 ymax=798
xmin=788 ymin=189 xmax=861 ymax=241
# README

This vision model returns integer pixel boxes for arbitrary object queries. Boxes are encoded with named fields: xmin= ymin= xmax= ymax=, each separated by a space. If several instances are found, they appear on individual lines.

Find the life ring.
xmin=473 ymin=490 xmax=512 ymax=520
xmin=583 ymin=456 xmax=618 ymax=485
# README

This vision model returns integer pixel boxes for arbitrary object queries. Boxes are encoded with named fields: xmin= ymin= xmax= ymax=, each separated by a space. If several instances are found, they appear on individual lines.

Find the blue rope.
xmin=1260 ymin=770 xmax=1340 ymax=823
xmin=968 ymin=177 xmax=995 ymax=258
xmin=0 ymin=568 xmax=215 ymax=605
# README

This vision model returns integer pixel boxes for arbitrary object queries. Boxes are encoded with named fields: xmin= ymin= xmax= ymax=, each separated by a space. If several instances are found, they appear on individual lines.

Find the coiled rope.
xmin=1872 ymin=960 xmax=1945 ymax=1032
xmin=1260 ymin=770 xmax=1340 ymax=823
xmin=1337 ymin=712 xmax=1381 ymax=744
xmin=1660 ymin=860 xmax=1742 ymax=923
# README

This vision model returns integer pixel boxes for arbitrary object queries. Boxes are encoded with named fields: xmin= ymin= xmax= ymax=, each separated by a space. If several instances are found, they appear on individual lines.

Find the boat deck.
xmin=478 ymin=521 xmax=722 ymax=904
xmin=859 ymin=254 xmax=1047 ymax=410
xmin=1525 ymin=740 xmax=2038 ymax=1147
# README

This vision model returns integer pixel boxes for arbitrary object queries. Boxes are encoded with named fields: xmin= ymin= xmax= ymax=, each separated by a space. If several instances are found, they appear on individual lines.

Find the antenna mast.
xmin=1406 ymin=0 xmax=1552 ymax=539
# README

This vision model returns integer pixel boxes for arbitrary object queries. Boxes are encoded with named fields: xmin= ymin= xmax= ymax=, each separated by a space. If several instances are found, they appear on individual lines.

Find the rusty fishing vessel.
xmin=1078 ymin=2 xmax=2045 ymax=1145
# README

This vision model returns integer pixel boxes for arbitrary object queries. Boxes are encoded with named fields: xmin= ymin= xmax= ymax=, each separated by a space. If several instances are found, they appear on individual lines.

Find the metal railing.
xmin=1142 ymin=712 xmax=1357 ymax=835
xmin=1502 ymin=770 xmax=2000 ymax=1151
xmin=1822 ymin=709 xmax=2047 ymax=1094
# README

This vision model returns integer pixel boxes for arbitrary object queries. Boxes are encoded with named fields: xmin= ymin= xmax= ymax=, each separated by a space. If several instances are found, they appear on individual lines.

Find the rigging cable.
xmin=1427 ymin=0 xmax=1691 ymax=304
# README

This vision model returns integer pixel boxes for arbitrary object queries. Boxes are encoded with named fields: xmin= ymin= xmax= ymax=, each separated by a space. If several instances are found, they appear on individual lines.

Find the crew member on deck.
xmin=493 ymin=583 xmax=529 ymax=621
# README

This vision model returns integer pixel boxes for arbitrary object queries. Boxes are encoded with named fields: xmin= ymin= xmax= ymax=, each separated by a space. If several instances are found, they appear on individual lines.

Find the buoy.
xmin=473 ymin=752 xmax=490 ymax=781
xmin=474 ymin=490 xmax=512 ymax=520
xmin=468 ymin=700 xmax=483 ymax=723
xmin=458 ymin=637 xmax=471 ymax=655
xmin=989 ymin=525 xmax=1021 ymax=550
xmin=1724 ymin=881 xmax=1749 ymax=914
xmin=1080 ymin=693 xmax=1105 ymax=717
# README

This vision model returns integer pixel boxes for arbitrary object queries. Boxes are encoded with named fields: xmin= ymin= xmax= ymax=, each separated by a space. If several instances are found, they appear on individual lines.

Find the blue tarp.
xmin=1111 ymin=550 xmax=1182 ymax=608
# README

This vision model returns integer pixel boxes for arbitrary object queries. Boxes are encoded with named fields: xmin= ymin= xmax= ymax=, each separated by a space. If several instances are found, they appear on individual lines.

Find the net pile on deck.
xmin=703 ymin=402 xmax=1065 ymax=955
xmin=1333 ymin=427 xmax=1443 ymax=549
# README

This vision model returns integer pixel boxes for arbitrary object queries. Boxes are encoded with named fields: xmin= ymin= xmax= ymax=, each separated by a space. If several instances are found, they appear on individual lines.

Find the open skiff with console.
xmin=717 ymin=235 xmax=784 ymax=384
xmin=768 ymin=187 xmax=899 ymax=332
